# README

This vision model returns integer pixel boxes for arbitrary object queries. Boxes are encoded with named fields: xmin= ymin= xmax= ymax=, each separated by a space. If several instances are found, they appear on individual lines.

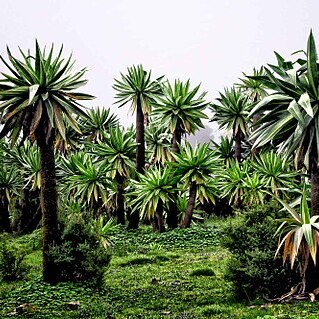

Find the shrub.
xmin=50 ymin=216 xmax=111 ymax=287
xmin=224 ymin=201 xmax=300 ymax=300
xmin=0 ymin=234 xmax=28 ymax=281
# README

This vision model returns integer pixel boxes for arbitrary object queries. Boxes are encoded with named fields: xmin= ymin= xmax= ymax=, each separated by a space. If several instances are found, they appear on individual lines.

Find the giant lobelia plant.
xmin=249 ymin=31 xmax=319 ymax=218
xmin=0 ymin=41 xmax=94 ymax=283
xmin=275 ymin=189 xmax=319 ymax=297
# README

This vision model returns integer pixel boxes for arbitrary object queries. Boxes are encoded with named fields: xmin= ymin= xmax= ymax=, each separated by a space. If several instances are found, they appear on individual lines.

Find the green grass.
xmin=0 ymin=219 xmax=319 ymax=318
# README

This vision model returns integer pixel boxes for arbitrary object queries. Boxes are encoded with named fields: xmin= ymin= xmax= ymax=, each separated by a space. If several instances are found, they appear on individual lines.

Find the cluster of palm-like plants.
xmin=0 ymin=43 xmax=222 ymax=286
xmin=110 ymin=31 xmax=319 ymax=297
xmin=170 ymin=143 xmax=218 ymax=227
xmin=243 ymin=31 xmax=319 ymax=294
xmin=216 ymin=153 xmax=299 ymax=208
xmin=2 ymin=31 xmax=318 ymax=294
xmin=249 ymin=32 xmax=319 ymax=218
xmin=91 ymin=126 xmax=136 ymax=225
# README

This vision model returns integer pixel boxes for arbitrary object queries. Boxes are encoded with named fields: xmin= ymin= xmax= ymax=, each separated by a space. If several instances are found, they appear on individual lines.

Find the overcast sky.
xmin=0 ymin=0 xmax=318 ymax=131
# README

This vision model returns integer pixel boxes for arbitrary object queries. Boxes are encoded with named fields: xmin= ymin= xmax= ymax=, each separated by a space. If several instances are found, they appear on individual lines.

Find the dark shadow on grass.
xmin=190 ymin=268 xmax=215 ymax=277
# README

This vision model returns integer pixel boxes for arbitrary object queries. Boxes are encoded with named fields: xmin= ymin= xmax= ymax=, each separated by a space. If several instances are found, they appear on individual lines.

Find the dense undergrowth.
xmin=1 ymin=219 xmax=319 ymax=319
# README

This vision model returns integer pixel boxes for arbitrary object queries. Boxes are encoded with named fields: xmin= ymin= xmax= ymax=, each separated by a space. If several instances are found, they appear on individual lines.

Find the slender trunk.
xmin=181 ymin=182 xmax=197 ymax=228
xmin=0 ymin=195 xmax=11 ymax=233
xmin=18 ymin=187 xmax=41 ymax=234
xmin=144 ymin=113 xmax=149 ymax=127
xmin=166 ymin=200 xmax=178 ymax=229
xmin=128 ymin=96 xmax=144 ymax=230
xmin=172 ymin=128 xmax=182 ymax=155
xmin=167 ymin=127 xmax=182 ymax=229
xmin=127 ymin=211 xmax=139 ymax=230
xmin=310 ymin=147 xmax=319 ymax=217
xmin=150 ymin=216 xmax=159 ymax=232
xmin=115 ymin=173 xmax=125 ymax=225
xmin=306 ymin=146 xmax=319 ymax=291
xmin=156 ymin=200 xmax=166 ymax=233
xmin=295 ymin=146 xmax=306 ymax=185
xmin=251 ymin=95 xmax=260 ymax=156
xmin=136 ymin=95 xmax=145 ymax=174
xmin=37 ymin=126 xmax=60 ymax=284
xmin=19 ymin=187 xmax=31 ymax=233
xmin=234 ymin=131 xmax=242 ymax=162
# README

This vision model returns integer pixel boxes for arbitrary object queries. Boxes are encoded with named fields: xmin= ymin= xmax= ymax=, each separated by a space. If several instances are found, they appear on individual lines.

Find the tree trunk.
xmin=172 ymin=128 xmax=182 ymax=154
xmin=115 ymin=173 xmax=125 ymax=225
xmin=234 ymin=131 xmax=242 ymax=162
xmin=310 ymin=147 xmax=319 ymax=217
xmin=251 ymin=95 xmax=260 ymax=156
xmin=18 ymin=187 xmax=41 ymax=234
xmin=181 ymin=182 xmax=197 ymax=228
xmin=36 ymin=127 xmax=60 ymax=284
xmin=166 ymin=200 xmax=178 ymax=229
xmin=136 ymin=95 xmax=145 ymax=174
xmin=127 ymin=211 xmax=139 ymax=230
xmin=156 ymin=200 xmax=166 ymax=233
xmin=150 ymin=216 xmax=159 ymax=232
xmin=128 ymin=96 xmax=145 ymax=230
xmin=167 ymin=127 xmax=182 ymax=229
xmin=0 ymin=195 xmax=11 ymax=233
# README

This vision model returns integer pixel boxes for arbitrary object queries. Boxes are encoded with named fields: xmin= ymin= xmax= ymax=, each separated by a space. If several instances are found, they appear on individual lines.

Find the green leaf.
xmin=298 ymin=92 xmax=313 ymax=118
xmin=30 ymin=100 xmax=43 ymax=135
xmin=307 ymin=30 xmax=319 ymax=98
xmin=29 ymin=84 xmax=40 ymax=104
xmin=287 ymin=100 xmax=305 ymax=126
xmin=53 ymin=106 xmax=66 ymax=140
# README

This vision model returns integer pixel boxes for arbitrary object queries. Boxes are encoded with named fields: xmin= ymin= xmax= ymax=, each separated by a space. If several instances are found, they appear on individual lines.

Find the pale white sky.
xmin=0 ymin=0 xmax=318 ymax=132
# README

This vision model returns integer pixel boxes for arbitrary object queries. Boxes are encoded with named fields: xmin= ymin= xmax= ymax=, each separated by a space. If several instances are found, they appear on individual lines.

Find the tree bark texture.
xmin=136 ymin=95 xmax=145 ymax=174
xmin=156 ymin=200 xmax=166 ymax=233
xmin=234 ymin=131 xmax=243 ymax=163
xmin=172 ymin=128 xmax=182 ymax=155
xmin=166 ymin=199 xmax=178 ymax=229
xmin=0 ymin=195 xmax=11 ymax=233
xmin=167 ymin=127 xmax=182 ymax=228
xmin=115 ymin=173 xmax=125 ymax=225
xmin=310 ymin=147 xmax=319 ymax=217
xmin=18 ymin=187 xmax=41 ymax=234
xmin=37 ymin=127 xmax=60 ymax=284
xmin=181 ymin=181 xmax=197 ymax=228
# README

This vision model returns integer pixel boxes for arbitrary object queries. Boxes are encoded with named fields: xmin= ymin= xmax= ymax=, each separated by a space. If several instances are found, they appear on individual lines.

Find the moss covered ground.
xmin=1 ymin=220 xmax=319 ymax=318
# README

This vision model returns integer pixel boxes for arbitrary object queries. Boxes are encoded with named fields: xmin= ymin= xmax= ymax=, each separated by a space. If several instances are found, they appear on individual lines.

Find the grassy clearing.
xmin=1 ymin=219 xmax=319 ymax=318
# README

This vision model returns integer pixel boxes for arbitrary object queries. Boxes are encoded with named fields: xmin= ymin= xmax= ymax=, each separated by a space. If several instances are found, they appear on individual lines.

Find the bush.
xmin=50 ymin=216 xmax=111 ymax=287
xmin=0 ymin=234 xmax=28 ymax=281
xmin=224 ymin=201 xmax=300 ymax=300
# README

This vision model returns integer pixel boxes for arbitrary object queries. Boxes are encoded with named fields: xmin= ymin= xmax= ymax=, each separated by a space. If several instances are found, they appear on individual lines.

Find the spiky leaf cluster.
xmin=113 ymin=64 xmax=163 ymax=116
xmin=152 ymin=79 xmax=209 ymax=135
xmin=0 ymin=41 xmax=94 ymax=144
xmin=210 ymin=87 xmax=252 ymax=137
xmin=129 ymin=167 xmax=177 ymax=219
